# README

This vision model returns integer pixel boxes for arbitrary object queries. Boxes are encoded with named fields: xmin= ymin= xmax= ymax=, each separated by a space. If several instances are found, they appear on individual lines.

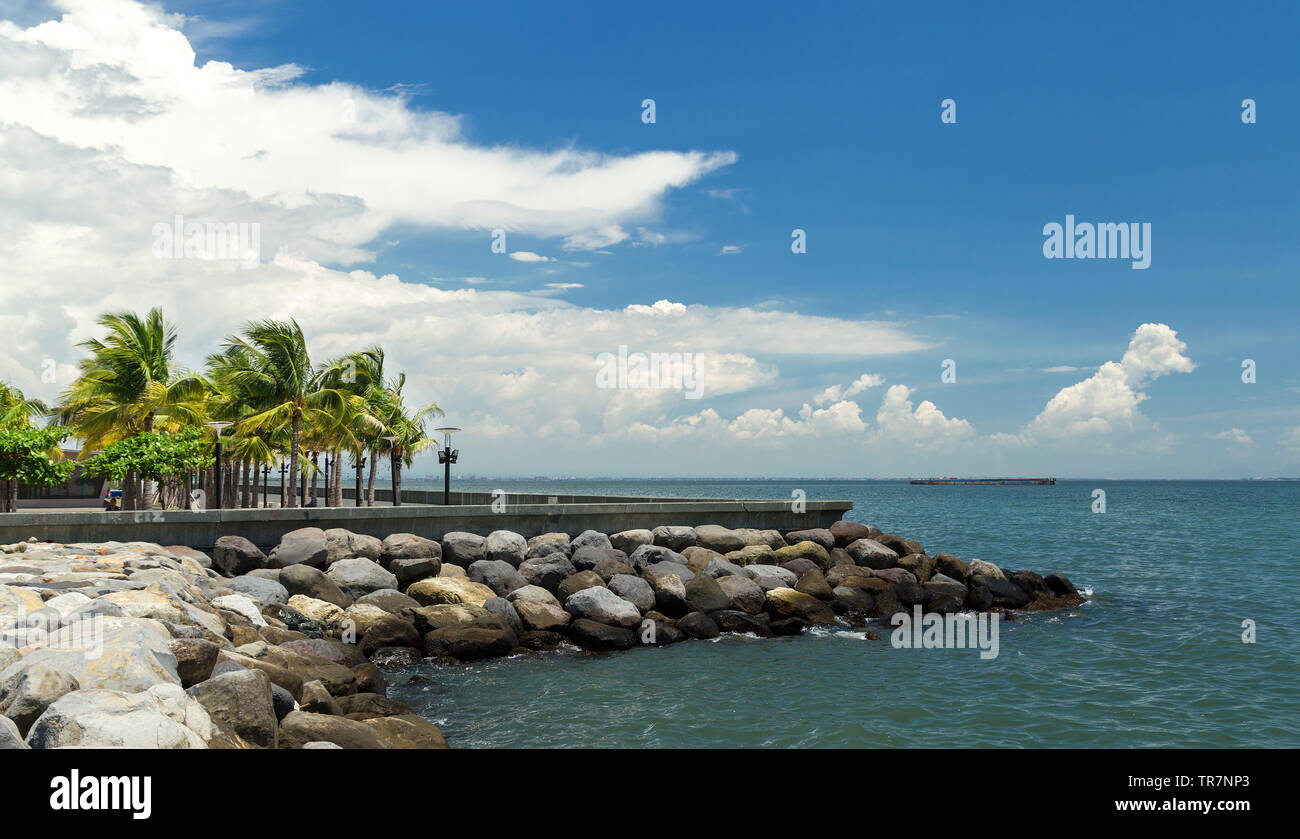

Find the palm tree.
xmin=210 ymin=319 xmax=351 ymax=508
xmin=54 ymin=309 xmax=206 ymax=510
xmin=0 ymin=383 xmax=48 ymax=430
xmin=373 ymin=372 xmax=442 ymax=506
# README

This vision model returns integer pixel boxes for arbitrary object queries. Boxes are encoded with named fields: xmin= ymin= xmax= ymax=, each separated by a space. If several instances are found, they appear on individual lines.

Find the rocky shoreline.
xmin=0 ymin=521 xmax=1084 ymax=749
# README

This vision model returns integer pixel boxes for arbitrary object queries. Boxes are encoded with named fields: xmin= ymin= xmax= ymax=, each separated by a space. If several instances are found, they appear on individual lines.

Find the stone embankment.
xmin=0 ymin=521 xmax=1082 ymax=749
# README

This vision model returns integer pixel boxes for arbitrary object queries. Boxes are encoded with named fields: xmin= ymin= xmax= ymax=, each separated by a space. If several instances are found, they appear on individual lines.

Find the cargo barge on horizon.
xmin=909 ymin=477 xmax=1056 ymax=485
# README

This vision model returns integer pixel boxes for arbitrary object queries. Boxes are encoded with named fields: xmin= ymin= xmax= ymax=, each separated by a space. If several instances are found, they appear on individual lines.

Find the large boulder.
xmin=711 ymin=610 xmax=773 ymax=637
xmin=226 ymin=575 xmax=289 ymax=606
xmin=0 ymin=715 xmax=26 ymax=749
xmin=607 ymin=574 xmax=655 ymax=613
xmin=765 ymin=588 xmax=836 ymax=624
xmin=326 ymin=558 xmax=399 ymax=600
xmin=27 ymin=685 xmax=212 ymax=748
xmin=525 ymin=533 xmax=571 ymax=559
xmin=0 ymin=663 xmax=79 ymax=736
xmin=676 ymin=611 xmax=720 ymax=639
xmin=609 ymin=529 xmax=652 ymax=554
xmin=874 ymin=567 xmax=918 ymax=585
xmin=684 ymin=574 xmax=731 ymax=613
xmin=968 ymin=559 xmax=1006 ymax=581
xmin=693 ymin=525 xmax=747 ymax=554
xmin=742 ymin=564 xmax=798 ymax=591
xmin=213 ymin=536 xmax=266 ymax=576
xmin=406 ymin=577 xmax=495 ymax=608
xmin=186 ymin=668 xmax=277 ymax=748
xmin=922 ymin=581 xmax=968 ymax=614
xmin=518 ymin=554 xmax=576 ymax=592
xmin=628 ymin=544 xmax=687 ymax=571
xmin=388 ymin=557 xmax=440 ymax=587
xmin=380 ymin=533 xmax=441 ymax=563
xmin=411 ymin=603 xmax=491 ymax=634
xmin=485 ymin=530 xmax=527 ymax=567
xmin=703 ymin=556 xmax=747 ymax=579
xmin=556 ymin=571 xmax=605 ymax=602
xmin=650 ymin=574 xmax=689 ymax=617
xmin=651 ymin=525 xmax=697 ymax=552
xmin=571 ymin=547 xmax=629 ymax=572
xmin=846 ymin=538 xmax=900 ymax=570
xmin=784 ymin=528 xmax=835 ymax=552
xmin=267 ymin=527 xmax=329 ymax=569
xmin=514 ymin=600 xmax=571 ymax=632
xmin=278 ymin=710 xmax=388 ymax=749
xmin=505 ymin=585 xmax=560 ymax=607
xmin=682 ymin=546 xmax=723 ymax=573
xmin=284 ymin=595 xmax=346 ymax=632
xmin=642 ymin=560 xmax=696 ymax=585
xmin=934 ymin=553 xmax=970 ymax=581
xmin=829 ymin=520 xmax=881 ymax=547
xmin=898 ymin=553 xmax=937 ymax=583
xmin=571 ymin=530 xmax=613 ymax=552
xmin=564 ymin=586 xmax=641 ymax=628
xmin=482 ymin=598 xmax=524 ymax=637
xmin=440 ymin=532 xmax=487 ymax=566
xmin=358 ymin=614 xmax=422 ymax=656
xmin=212 ymin=593 xmax=267 ymax=627
xmin=716 ymin=575 xmax=765 ymax=614
xmin=725 ymin=545 xmax=775 ymax=567
xmin=280 ymin=564 xmax=352 ymax=609
xmin=1044 ymin=573 xmax=1078 ymax=596
xmin=795 ymin=568 xmax=834 ymax=599
xmin=325 ymin=529 xmax=383 ymax=564
xmin=355 ymin=589 xmax=421 ymax=618
xmin=975 ymin=576 xmax=1030 ymax=608
xmin=1 ymin=619 xmax=178 ymax=693
xmin=772 ymin=540 xmax=831 ymax=569
xmin=878 ymin=534 xmax=925 ymax=558
xmin=566 ymin=619 xmax=636 ymax=651
xmin=423 ymin=623 xmax=518 ymax=661
xmin=467 ymin=560 xmax=529 ymax=597
xmin=170 ymin=638 xmax=220 ymax=688
xmin=363 ymin=714 xmax=449 ymax=749
xmin=591 ymin=557 xmax=636 ymax=582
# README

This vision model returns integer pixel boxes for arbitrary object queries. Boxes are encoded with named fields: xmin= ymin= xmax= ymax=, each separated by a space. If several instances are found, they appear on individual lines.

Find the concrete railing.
xmin=0 ymin=497 xmax=854 ymax=550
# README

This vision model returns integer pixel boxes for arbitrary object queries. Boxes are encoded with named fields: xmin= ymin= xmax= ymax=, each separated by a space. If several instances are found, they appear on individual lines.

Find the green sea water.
xmin=387 ymin=479 xmax=1299 ymax=748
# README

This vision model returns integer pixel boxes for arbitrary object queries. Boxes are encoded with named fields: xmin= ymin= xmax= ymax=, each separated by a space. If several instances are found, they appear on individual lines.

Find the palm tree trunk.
xmin=330 ymin=451 xmax=344 ymax=507
xmin=241 ymin=461 xmax=252 ymax=508
xmin=309 ymin=453 xmax=319 ymax=506
xmin=123 ymin=469 xmax=137 ymax=511
xmin=287 ymin=413 xmax=300 ymax=508
xmin=366 ymin=450 xmax=377 ymax=506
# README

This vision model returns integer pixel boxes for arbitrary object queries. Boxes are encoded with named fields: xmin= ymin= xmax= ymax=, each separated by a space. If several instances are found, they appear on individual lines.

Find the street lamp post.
xmin=203 ymin=421 xmax=233 ymax=510
xmin=354 ymin=454 xmax=366 ymax=507
xmin=323 ymin=452 xmax=331 ymax=507
xmin=262 ymin=465 xmax=270 ymax=508
xmin=434 ymin=427 xmax=461 ymax=506
xmin=279 ymin=460 xmax=287 ymax=507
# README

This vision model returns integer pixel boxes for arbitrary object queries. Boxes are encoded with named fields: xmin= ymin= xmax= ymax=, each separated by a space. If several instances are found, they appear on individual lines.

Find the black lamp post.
xmin=262 ymin=465 xmax=270 ymax=508
xmin=354 ymin=454 xmax=366 ymax=507
xmin=204 ymin=421 xmax=233 ymax=510
xmin=434 ymin=427 xmax=461 ymax=505
xmin=279 ymin=460 xmax=287 ymax=507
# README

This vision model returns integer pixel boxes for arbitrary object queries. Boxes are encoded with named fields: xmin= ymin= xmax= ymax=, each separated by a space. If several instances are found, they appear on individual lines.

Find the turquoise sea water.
xmin=387 ymin=479 xmax=1299 ymax=748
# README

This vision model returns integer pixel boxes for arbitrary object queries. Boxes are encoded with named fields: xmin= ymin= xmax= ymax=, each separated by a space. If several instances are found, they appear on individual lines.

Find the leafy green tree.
xmin=0 ymin=427 xmax=74 ymax=513
xmin=81 ymin=429 xmax=211 ymax=509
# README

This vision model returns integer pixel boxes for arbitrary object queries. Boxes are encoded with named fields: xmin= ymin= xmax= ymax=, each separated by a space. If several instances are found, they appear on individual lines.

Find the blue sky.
xmin=2 ymin=0 xmax=1298 ymax=476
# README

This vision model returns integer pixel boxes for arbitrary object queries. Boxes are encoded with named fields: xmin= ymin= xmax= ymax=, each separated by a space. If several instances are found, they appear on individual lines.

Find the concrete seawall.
xmin=0 ymin=494 xmax=853 ymax=550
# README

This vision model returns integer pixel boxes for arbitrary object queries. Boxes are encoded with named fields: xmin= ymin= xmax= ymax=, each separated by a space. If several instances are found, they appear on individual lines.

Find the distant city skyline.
xmin=2 ymin=0 xmax=1297 ymax=478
